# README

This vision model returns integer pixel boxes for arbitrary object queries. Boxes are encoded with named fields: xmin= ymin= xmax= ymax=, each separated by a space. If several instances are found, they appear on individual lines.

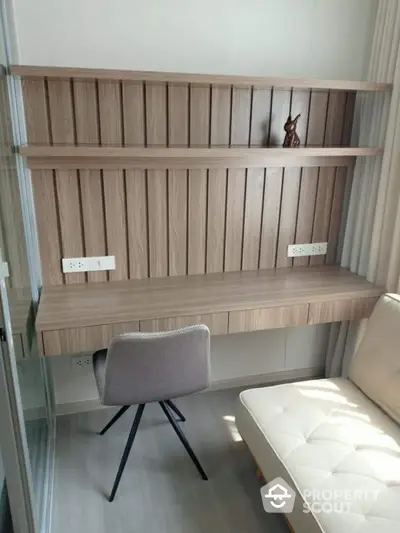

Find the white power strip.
xmin=287 ymin=242 xmax=328 ymax=258
xmin=62 ymin=256 xmax=116 ymax=273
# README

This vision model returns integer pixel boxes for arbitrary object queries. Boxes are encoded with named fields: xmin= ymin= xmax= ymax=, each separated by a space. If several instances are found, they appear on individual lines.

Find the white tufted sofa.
xmin=236 ymin=293 xmax=400 ymax=533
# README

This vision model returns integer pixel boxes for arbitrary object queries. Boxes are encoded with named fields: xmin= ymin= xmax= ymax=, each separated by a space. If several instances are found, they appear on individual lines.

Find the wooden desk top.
xmin=36 ymin=267 xmax=382 ymax=332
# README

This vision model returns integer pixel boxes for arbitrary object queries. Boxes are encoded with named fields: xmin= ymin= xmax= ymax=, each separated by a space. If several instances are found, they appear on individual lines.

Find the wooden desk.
xmin=35 ymin=267 xmax=383 ymax=356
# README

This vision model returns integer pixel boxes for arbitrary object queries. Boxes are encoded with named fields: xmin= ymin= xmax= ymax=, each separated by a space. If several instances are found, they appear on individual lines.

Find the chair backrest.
xmin=349 ymin=293 xmax=400 ymax=424
xmin=101 ymin=325 xmax=211 ymax=406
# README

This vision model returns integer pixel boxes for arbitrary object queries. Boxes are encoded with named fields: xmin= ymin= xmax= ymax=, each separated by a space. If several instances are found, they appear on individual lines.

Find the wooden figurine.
xmin=283 ymin=114 xmax=301 ymax=147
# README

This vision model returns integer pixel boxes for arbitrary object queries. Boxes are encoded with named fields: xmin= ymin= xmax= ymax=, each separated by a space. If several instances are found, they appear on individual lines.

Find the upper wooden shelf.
xmin=19 ymin=146 xmax=384 ymax=170
xmin=10 ymin=65 xmax=392 ymax=92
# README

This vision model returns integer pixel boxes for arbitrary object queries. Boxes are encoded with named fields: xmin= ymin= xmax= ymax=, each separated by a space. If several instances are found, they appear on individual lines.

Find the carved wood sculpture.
xmin=283 ymin=114 xmax=301 ymax=147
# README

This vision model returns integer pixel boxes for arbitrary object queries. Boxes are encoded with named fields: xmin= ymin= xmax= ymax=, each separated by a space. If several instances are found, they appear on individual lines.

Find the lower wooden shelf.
xmin=35 ymin=266 xmax=383 ymax=356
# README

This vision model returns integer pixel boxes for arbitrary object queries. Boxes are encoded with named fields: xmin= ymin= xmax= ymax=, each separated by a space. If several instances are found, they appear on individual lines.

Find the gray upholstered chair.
xmin=92 ymin=325 xmax=211 ymax=502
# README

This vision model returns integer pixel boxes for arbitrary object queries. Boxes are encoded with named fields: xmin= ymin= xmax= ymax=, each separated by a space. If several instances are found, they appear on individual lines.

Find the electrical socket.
xmin=288 ymin=242 xmax=328 ymax=258
xmin=62 ymin=256 xmax=116 ymax=274
xmin=72 ymin=355 xmax=92 ymax=368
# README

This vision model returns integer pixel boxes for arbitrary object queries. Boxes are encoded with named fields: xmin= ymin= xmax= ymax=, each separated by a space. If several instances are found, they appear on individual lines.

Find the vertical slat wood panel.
xmin=207 ymin=170 xmax=227 ymax=273
xmin=145 ymin=83 xmax=167 ymax=146
xmin=293 ymin=167 xmax=319 ymax=267
xmin=304 ymin=90 xmax=330 ymax=267
xmin=231 ymin=87 xmax=252 ymax=146
xmin=98 ymin=80 xmax=123 ymax=145
xmin=147 ymin=171 xmax=168 ymax=277
xmin=73 ymin=80 xmax=107 ymax=282
xmin=310 ymin=166 xmax=336 ymax=266
xmin=98 ymin=80 xmax=128 ymax=280
xmin=269 ymin=89 xmax=291 ymax=146
xmin=324 ymin=91 xmax=347 ymax=146
xmin=250 ymin=88 xmax=271 ymax=147
xmin=47 ymin=80 xmax=84 ymax=284
xmin=73 ymin=80 xmax=99 ymax=145
xmin=242 ymin=168 xmax=264 ymax=270
xmin=126 ymin=170 xmax=148 ymax=279
xmin=47 ymin=79 xmax=75 ymax=145
xmin=123 ymin=82 xmax=148 ymax=279
xmin=210 ymin=86 xmax=231 ymax=146
xmin=22 ymin=79 xmax=50 ymax=144
xmin=22 ymin=75 xmax=357 ymax=286
xmin=168 ymin=170 xmax=187 ymax=276
xmin=276 ymin=168 xmax=301 ymax=268
xmin=190 ymin=85 xmax=210 ymax=147
xmin=326 ymin=167 xmax=347 ymax=264
xmin=122 ymin=81 xmax=145 ymax=146
xmin=259 ymin=168 xmax=284 ymax=269
xmin=168 ymin=84 xmax=189 ymax=146
xmin=306 ymin=91 xmax=329 ymax=146
xmin=31 ymin=171 xmax=63 ymax=285
xmin=290 ymin=89 xmax=311 ymax=146
xmin=146 ymin=82 xmax=169 ymax=277
xmin=342 ymin=92 xmax=356 ymax=145
xmin=55 ymin=171 xmax=85 ymax=283
xmin=224 ymin=169 xmax=246 ymax=272
xmin=188 ymin=170 xmax=207 ymax=274
xmin=103 ymin=171 xmax=128 ymax=280
xmin=79 ymin=170 xmax=107 ymax=281
xmin=168 ymin=85 xmax=188 ymax=275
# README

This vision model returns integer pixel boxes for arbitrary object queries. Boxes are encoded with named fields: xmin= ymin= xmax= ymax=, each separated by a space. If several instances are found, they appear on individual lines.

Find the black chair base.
xmin=99 ymin=399 xmax=185 ymax=436
xmin=100 ymin=400 xmax=207 ymax=502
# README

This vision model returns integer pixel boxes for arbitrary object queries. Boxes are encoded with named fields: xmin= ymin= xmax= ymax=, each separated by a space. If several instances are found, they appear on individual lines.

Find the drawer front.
xmin=42 ymin=321 xmax=139 ymax=356
xmin=229 ymin=305 xmax=309 ymax=334
xmin=308 ymin=297 xmax=378 ymax=325
xmin=140 ymin=313 xmax=228 ymax=335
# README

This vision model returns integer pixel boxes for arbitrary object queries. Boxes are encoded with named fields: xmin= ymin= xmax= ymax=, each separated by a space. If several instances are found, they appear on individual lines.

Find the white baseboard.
xmin=55 ymin=367 xmax=324 ymax=416
xmin=209 ymin=367 xmax=324 ymax=391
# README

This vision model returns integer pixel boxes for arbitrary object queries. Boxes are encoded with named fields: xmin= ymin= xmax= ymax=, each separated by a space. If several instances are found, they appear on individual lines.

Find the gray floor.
xmin=53 ymin=388 xmax=290 ymax=533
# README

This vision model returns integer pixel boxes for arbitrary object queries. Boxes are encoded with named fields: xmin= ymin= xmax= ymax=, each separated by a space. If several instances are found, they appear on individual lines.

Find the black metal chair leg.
xmin=165 ymin=399 xmax=186 ymax=422
xmin=159 ymin=401 xmax=208 ymax=481
xmin=109 ymin=404 xmax=145 ymax=502
xmin=99 ymin=405 xmax=130 ymax=435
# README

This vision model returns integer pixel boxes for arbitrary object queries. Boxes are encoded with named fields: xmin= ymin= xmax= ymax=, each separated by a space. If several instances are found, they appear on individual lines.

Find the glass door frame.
xmin=0 ymin=272 xmax=37 ymax=533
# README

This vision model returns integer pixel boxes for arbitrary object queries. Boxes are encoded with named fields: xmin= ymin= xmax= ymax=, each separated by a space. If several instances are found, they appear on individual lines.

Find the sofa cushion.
xmin=236 ymin=378 xmax=400 ymax=533
xmin=349 ymin=293 xmax=400 ymax=425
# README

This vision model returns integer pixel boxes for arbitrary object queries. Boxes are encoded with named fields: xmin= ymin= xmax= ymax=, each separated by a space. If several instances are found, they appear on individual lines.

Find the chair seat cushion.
xmin=236 ymin=378 xmax=400 ymax=533
xmin=92 ymin=349 xmax=107 ymax=399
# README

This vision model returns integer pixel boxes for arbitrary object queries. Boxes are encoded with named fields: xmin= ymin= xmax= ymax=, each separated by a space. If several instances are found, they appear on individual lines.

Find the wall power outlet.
xmin=287 ymin=242 xmax=328 ymax=258
xmin=72 ymin=355 xmax=92 ymax=369
xmin=62 ymin=256 xmax=116 ymax=274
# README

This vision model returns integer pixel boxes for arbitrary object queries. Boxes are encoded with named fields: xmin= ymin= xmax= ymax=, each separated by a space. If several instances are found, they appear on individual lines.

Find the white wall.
xmin=12 ymin=0 xmax=376 ymax=80
xmin=11 ymin=0 xmax=377 ymax=410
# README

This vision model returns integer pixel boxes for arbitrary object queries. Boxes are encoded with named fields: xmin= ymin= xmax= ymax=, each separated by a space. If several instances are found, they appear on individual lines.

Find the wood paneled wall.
xmin=21 ymin=74 xmax=356 ymax=285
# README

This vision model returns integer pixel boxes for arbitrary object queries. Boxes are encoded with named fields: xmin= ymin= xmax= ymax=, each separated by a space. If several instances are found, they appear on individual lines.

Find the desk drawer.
xmin=308 ymin=297 xmax=378 ymax=325
xmin=42 ymin=321 xmax=139 ymax=356
xmin=229 ymin=304 xmax=309 ymax=333
xmin=140 ymin=313 xmax=228 ymax=335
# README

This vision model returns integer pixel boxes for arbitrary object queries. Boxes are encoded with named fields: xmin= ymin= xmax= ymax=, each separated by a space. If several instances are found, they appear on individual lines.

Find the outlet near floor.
xmin=72 ymin=355 xmax=93 ymax=369
xmin=287 ymin=242 xmax=328 ymax=258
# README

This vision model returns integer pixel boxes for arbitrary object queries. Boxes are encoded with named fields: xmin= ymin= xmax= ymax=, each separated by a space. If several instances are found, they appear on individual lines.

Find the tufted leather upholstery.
xmin=236 ymin=378 xmax=400 ymax=533
xmin=349 ymin=293 xmax=400 ymax=425
xmin=236 ymin=294 xmax=400 ymax=533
